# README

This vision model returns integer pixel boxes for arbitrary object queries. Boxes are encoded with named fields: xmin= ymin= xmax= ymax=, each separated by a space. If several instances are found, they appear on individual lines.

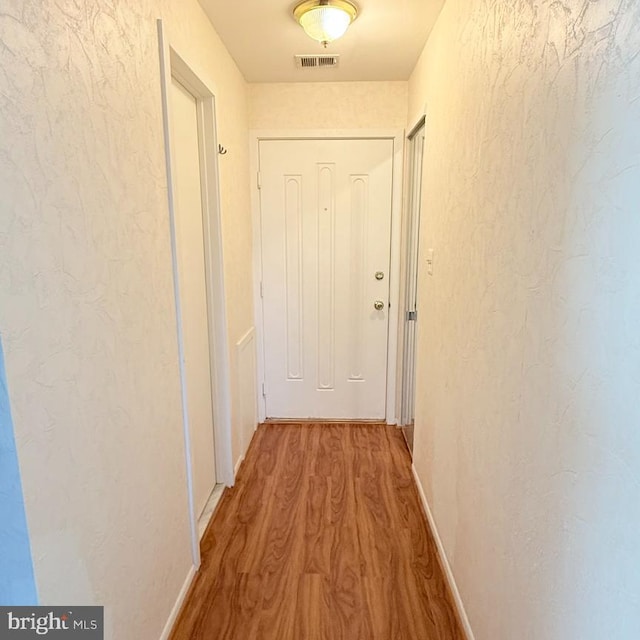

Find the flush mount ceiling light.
xmin=293 ymin=0 xmax=358 ymax=48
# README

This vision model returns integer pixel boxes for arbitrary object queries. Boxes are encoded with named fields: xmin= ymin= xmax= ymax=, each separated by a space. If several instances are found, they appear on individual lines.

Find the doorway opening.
xmin=400 ymin=118 xmax=426 ymax=453
xmin=157 ymin=20 xmax=234 ymax=567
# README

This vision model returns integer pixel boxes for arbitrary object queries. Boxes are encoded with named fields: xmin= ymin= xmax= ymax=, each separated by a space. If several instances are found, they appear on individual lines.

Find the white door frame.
xmin=250 ymin=130 xmax=405 ymax=425
xmin=400 ymin=115 xmax=427 ymax=427
xmin=157 ymin=20 xmax=234 ymax=568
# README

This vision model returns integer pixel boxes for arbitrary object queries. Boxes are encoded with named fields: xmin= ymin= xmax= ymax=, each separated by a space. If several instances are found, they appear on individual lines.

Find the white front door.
xmin=259 ymin=138 xmax=394 ymax=419
xmin=169 ymin=77 xmax=216 ymax=516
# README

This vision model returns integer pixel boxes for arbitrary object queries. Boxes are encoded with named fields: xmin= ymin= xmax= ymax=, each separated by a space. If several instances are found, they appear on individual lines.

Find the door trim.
xmin=400 ymin=117 xmax=426 ymax=433
xmin=396 ymin=109 xmax=427 ymax=426
xmin=250 ymin=130 xmax=405 ymax=425
xmin=157 ymin=20 xmax=234 ymax=568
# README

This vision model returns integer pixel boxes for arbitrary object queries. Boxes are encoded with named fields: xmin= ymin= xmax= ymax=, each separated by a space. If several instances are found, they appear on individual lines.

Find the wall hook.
xmin=218 ymin=144 xmax=228 ymax=155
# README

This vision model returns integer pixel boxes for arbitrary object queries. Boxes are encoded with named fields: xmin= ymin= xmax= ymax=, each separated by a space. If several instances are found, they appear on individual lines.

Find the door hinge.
xmin=261 ymin=382 xmax=266 ymax=398
xmin=257 ymin=171 xmax=262 ymax=189
xmin=406 ymin=310 xmax=417 ymax=321
xmin=259 ymin=281 xmax=264 ymax=298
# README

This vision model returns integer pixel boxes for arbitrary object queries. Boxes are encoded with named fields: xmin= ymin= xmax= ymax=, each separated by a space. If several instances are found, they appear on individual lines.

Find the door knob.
xmin=374 ymin=300 xmax=385 ymax=311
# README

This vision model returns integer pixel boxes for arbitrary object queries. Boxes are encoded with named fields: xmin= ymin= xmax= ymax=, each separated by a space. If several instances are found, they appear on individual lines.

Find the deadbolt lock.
xmin=375 ymin=271 xmax=385 ymax=281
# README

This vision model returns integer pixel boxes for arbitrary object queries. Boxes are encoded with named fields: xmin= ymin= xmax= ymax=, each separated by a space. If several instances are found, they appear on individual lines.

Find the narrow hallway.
xmin=2 ymin=2 xmax=640 ymax=638
xmin=170 ymin=423 xmax=464 ymax=639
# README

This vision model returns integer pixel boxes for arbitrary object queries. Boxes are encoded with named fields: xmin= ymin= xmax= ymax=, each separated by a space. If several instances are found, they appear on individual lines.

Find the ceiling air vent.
xmin=295 ymin=54 xmax=340 ymax=69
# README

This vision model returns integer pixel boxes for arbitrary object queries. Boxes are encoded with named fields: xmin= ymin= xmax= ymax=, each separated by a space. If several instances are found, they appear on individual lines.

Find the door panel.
xmin=259 ymin=138 xmax=394 ymax=419
xmin=170 ymin=77 xmax=216 ymax=516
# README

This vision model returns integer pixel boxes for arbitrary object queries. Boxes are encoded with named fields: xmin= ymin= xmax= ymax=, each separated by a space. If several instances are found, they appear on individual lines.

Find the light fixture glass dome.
xmin=294 ymin=1 xmax=358 ymax=47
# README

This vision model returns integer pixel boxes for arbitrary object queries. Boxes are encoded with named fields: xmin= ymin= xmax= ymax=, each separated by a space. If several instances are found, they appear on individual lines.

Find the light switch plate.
xmin=427 ymin=248 xmax=434 ymax=276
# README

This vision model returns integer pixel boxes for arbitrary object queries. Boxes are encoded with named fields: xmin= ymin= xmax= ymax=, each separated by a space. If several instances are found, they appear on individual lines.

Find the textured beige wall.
xmin=0 ymin=1 xmax=251 ymax=638
xmin=249 ymin=81 xmax=408 ymax=130
xmin=409 ymin=1 xmax=640 ymax=639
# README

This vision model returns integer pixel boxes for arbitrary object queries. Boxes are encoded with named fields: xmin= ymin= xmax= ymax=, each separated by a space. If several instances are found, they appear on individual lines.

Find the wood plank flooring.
xmin=170 ymin=423 xmax=465 ymax=640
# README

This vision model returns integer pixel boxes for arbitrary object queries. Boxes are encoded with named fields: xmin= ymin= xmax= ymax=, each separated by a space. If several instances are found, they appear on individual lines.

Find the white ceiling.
xmin=198 ymin=0 xmax=445 ymax=83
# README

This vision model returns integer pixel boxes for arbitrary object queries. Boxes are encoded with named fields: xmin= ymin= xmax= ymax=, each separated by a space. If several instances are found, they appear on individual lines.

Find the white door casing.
xmin=259 ymin=138 xmax=395 ymax=420
xmin=158 ymin=20 xmax=235 ymax=575
xmin=169 ymin=77 xmax=217 ymax=517
xmin=401 ymin=119 xmax=426 ymax=427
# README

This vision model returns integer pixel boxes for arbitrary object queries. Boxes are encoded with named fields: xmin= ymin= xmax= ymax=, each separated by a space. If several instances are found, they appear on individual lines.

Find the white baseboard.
xmin=411 ymin=464 xmax=475 ymax=640
xmin=159 ymin=564 xmax=197 ymax=640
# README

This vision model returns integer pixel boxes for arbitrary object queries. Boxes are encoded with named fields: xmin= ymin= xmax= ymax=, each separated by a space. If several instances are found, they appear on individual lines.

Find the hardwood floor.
xmin=170 ymin=423 xmax=465 ymax=640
